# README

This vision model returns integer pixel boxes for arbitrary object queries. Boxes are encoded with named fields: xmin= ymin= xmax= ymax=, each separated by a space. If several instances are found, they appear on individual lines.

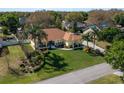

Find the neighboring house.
xmin=62 ymin=20 xmax=87 ymax=31
xmin=82 ymin=25 xmax=101 ymax=39
xmin=99 ymin=21 xmax=110 ymax=29
xmin=39 ymin=28 xmax=82 ymax=49
xmin=83 ymin=28 xmax=95 ymax=35
xmin=116 ymin=25 xmax=124 ymax=32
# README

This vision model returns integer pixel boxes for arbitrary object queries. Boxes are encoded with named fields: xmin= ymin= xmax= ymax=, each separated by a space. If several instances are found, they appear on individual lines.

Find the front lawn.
xmin=0 ymin=49 xmax=105 ymax=83
xmin=89 ymin=74 xmax=124 ymax=84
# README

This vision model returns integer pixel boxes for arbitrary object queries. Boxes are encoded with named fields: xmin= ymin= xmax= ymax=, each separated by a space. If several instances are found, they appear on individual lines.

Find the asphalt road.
xmin=36 ymin=63 xmax=113 ymax=84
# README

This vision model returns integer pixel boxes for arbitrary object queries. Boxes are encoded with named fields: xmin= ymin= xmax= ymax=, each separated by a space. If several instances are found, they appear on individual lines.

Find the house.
xmin=63 ymin=32 xmax=81 ymax=48
xmin=99 ymin=21 xmax=110 ymax=29
xmin=82 ymin=25 xmax=101 ymax=39
xmin=83 ymin=25 xmax=100 ymax=35
xmin=41 ymin=28 xmax=82 ymax=49
xmin=62 ymin=20 xmax=87 ymax=32
xmin=29 ymin=28 xmax=82 ymax=49
xmin=42 ymin=28 xmax=65 ymax=48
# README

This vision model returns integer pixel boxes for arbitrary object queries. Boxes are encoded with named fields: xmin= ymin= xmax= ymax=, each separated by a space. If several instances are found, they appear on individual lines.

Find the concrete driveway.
xmin=36 ymin=63 xmax=113 ymax=84
xmin=82 ymin=40 xmax=105 ymax=53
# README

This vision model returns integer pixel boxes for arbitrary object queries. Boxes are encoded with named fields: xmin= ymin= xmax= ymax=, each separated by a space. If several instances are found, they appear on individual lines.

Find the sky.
xmin=0 ymin=8 xmax=119 ymax=12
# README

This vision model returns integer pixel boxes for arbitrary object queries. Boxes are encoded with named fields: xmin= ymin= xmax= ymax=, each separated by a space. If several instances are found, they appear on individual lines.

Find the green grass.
xmin=0 ymin=45 xmax=25 ymax=76
xmin=50 ymin=50 xmax=104 ymax=70
xmin=89 ymin=74 xmax=124 ymax=84
xmin=0 ymin=49 xmax=105 ymax=84
xmin=22 ymin=44 xmax=34 ymax=53
xmin=0 ymin=33 xmax=13 ymax=38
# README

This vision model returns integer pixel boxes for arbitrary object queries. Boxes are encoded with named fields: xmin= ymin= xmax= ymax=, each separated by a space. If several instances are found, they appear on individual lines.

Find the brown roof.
xmin=63 ymin=32 xmax=81 ymax=41
xmin=43 ymin=28 xmax=65 ymax=41
xmin=43 ymin=28 xmax=81 ymax=41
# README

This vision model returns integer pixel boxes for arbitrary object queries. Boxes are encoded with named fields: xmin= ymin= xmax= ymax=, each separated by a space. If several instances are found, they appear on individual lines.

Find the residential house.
xmin=31 ymin=28 xmax=82 ymax=49
xmin=62 ymin=20 xmax=87 ymax=32
xmin=63 ymin=32 xmax=82 ymax=48
xmin=82 ymin=25 xmax=101 ymax=40
xmin=99 ymin=21 xmax=110 ymax=29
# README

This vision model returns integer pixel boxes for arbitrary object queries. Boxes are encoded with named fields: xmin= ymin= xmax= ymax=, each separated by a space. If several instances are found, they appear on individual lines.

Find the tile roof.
xmin=63 ymin=32 xmax=81 ymax=41
xmin=43 ymin=28 xmax=81 ymax=42
xmin=43 ymin=28 xmax=65 ymax=41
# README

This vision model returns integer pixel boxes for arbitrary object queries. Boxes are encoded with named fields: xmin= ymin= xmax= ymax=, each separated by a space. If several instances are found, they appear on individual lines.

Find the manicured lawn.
xmin=89 ymin=74 xmax=124 ymax=84
xmin=0 ymin=45 xmax=25 ymax=76
xmin=49 ymin=50 xmax=105 ymax=70
xmin=0 ymin=49 xmax=105 ymax=84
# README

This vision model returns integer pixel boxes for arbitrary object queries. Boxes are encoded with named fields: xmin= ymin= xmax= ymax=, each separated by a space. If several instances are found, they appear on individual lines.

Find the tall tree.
xmin=82 ymin=33 xmax=90 ymax=47
xmin=113 ymin=13 xmax=124 ymax=27
xmin=55 ymin=16 xmax=62 ymax=28
xmin=0 ymin=13 xmax=19 ymax=34
xmin=87 ymin=9 xmax=122 ymax=28
xmin=105 ymin=40 xmax=124 ymax=79
xmin=65 ymin=12 xmax=88 ymax=32
xmin=98 ymin=27 xmax=121 ymax=42
xmin=26 ymin=11 xmax=55 ymax=28
xmin=26 ymin=24 xmax=47 ymax=49
xmin=89 ymin=32 xmax=96 ymax=49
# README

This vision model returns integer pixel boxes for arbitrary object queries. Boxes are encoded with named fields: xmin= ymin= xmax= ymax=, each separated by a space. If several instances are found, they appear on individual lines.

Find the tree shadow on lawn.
xmin=44 ymin=52 xmax=68 ymax=73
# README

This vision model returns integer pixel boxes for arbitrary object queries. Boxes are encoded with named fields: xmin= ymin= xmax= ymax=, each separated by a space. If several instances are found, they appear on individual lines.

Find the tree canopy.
xmin=87 ymin=9 xmax=122 ymax=28
xmin=113 ymin=13 xmax=124 ymax=27
xmin=98 ymin=27 xmax=121 ymax=42
xmin=65 ymin=12 xmax=88 ymax=22
xmin=105 ymin=40 xmax=124 ymax=74
xmin=0 ymin=13 xmax=19 ymax=34
xmin=65 ymin=12 xmax=88 ymax=32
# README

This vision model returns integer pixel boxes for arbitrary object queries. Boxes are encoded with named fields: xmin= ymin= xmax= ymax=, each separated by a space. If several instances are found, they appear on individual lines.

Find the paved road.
xmin=37 ymin=63 xmax=113 ymax=84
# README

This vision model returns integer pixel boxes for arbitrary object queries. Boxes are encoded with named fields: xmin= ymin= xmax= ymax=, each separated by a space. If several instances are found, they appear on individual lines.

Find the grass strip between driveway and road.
xmin=89 ymin=74 xmax=124 ymax=84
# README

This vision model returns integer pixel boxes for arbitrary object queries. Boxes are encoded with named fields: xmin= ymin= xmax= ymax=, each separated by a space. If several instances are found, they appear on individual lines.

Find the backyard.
xmin=0 ymin=48 xmax=105 ymax=83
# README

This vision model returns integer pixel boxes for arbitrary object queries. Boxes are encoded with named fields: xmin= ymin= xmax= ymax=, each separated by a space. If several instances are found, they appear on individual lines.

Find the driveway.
xmin=36 ymin=63 xmax=113 ymax=84
xmin=82 ymin=40 xmax=105 ymax=53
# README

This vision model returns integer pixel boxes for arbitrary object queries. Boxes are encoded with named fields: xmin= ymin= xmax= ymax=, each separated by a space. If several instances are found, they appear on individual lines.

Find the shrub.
xmin=2 ymin=26 xmax=9 ymax=35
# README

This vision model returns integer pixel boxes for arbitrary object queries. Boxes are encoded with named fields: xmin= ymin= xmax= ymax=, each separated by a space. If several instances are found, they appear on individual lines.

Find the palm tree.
xmin=92 ymin=32 xmax=96 ymax=49
xmin=82 ymin=33 xmax=90 ymax=47
xmin=26 ymin=24 xmax=47 ymax=50
xmin=89 ymin=32 xmax=96 ymax=49
xmin=35 ymin=29 xmax=48 ymax=49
